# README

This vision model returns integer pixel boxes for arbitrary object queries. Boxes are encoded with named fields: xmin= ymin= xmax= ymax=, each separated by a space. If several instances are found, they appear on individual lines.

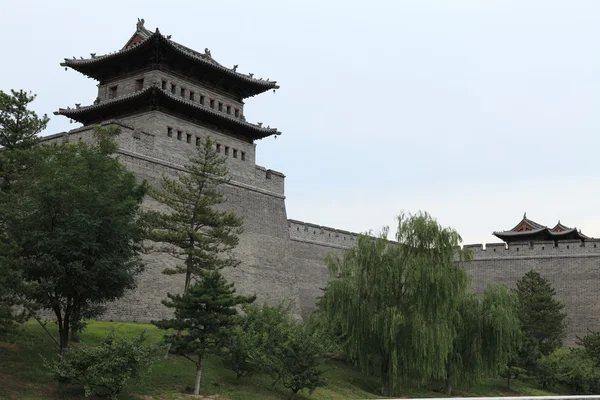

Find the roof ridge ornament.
xmin=204 ymin=48 xmax=212 ymax=58
xmin=523 ymin=212 xmax=527 ymax=219
xmin=136 ymin=18 xmax=145 ymax=30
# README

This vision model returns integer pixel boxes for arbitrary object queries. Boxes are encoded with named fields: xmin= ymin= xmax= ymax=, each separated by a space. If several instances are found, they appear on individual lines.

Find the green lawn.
xmin=0 ymin=321 xmax=557 ymax=400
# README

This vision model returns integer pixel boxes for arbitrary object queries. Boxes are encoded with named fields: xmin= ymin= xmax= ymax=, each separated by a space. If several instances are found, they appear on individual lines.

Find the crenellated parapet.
xmin=288 ymin=219 xmax=359 ymax=249
xmin=463 ymin=239 xmax=600 ymax=260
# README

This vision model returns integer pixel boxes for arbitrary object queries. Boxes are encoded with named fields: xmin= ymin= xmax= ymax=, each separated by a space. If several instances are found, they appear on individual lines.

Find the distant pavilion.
xmin=493 ymin=213 xmax=590 ymax=244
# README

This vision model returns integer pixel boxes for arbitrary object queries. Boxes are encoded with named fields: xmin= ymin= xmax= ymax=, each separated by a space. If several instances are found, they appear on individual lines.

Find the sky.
xmin=2 ymin=0 xmax=599 ymax=244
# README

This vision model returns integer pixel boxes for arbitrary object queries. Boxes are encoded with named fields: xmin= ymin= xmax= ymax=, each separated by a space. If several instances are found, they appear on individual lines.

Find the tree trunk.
xmin=381 ymin=356 xmax=391 ymax=396
xmin=507 ymin=374 xmax=511 ymax=389
xmin=193 ymin=355 xmax=204 ymax=395
xmin=290 ymin=389 xmax=299 ymax=400
xmin=445 ymin=371 xmax=453 ymax=396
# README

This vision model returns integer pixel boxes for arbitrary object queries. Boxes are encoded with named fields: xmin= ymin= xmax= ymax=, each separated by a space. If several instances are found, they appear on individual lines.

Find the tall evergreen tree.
xmin=0 ymin=89 xmax=47 ymax=151
xmin=516 ymin=270 xmax=566 ymax=357
xmin=445 ymin=285 xmax=521 ymax=394
xmin=0 ymin=89 xmax=48 ymax=335
xmin=324 ymin=212 xmax=470 ymax=395
xmin=0 ymin=126 xmax=146 ymax=354
xmin=143 ymin=137 xmax=242 ymax=293
xmin=154 ymin=270 xmax=254 ymax=395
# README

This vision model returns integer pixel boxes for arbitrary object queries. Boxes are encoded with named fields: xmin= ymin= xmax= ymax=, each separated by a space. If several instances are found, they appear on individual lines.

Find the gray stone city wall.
xmin=41 ymin=122 xmax=600 ymax=345
xmin=98 ymin=70 xmax=245 ymax=116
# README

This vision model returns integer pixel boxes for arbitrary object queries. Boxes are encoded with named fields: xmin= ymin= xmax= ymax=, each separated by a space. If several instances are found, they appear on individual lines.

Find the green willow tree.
xmin=154 ymin=270 xmax=254 ymax=395
xmin=0 ymin=126 xmax=146 ymax=354
xmin=445 ymin=285 xmax=521 ymax=395
xmin=324 ymin=212 xmax=470 ymax=396
xmin=144 ymin=137 xmax=242 ymax=294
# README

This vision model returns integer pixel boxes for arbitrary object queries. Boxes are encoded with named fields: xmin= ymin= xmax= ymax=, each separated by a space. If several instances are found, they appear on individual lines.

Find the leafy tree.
xmin=323 ymin=211 xmax=470 ymax=395
xmin=225 ymin=303 xmax=329 ymax=399
xmin=143 ymin=137 xmax=242 ymax=294
xmin=154 ymin=270 xmax=254 ymax=395
xmin=0 ymin=126 xmax=146 ymax=355
xmin=445 ymin=285 xmax=521 ymax=394
xmin=224 ymin=303 xmax=295 ymax=380
xmin=516 ymin=270 xmax=566 ymax=358
xmin=577 ymin=329 xmax=600 ymax=367
xmin=46 ymin=329 xmax=158 ymax=399
xmin=267 ymin=319 xmax=329 ymax=399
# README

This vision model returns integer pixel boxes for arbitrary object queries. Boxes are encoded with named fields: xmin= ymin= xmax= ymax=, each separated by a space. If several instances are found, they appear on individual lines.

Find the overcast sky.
xmin=2 ymin=0 xmax=599 ymax=244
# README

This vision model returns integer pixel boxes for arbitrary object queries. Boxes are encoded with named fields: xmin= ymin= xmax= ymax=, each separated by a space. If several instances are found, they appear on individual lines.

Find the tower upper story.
xmin=54 ymin=19 xmax=284 ymax=194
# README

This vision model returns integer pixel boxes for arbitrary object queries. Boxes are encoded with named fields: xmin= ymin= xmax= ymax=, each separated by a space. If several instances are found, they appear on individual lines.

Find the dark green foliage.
xmin=224 ymin=303 xmax=295 ymax=379
xmin=0 ymin=90 xmax=46 ymax=335
xmin=577 ymin=330 xmax=600 ymax=367
xmin=46 ymin=329 xmax=158 ymax=399
xmin=536 ymin=348 xmax=600 ymax=393
xmin=514 ymin=270 xmax=566 ymax=375
xmin=445 ymin=285 xmax=521 ymax=394
xmin=267 ymin=320 xmax=329 ymax=399
xmin=323 ymin=211 xmax=470 ymax=395
xmin=0 ymin=125 xmax=146 ymax=354
xmin=499 ymin=359 xmax=526 ymax=389
xmin=143 ymin=137 xmax=242 ymax=293
xmin=154 ymin=270 xmax=254 ymax=395
xmin=227 ymin=304 xmax=329 ymax=399
xmin=516 ymin=270 xmax=566 ymax=356
xmin=0 ymin=89 xmax=47 ymax=150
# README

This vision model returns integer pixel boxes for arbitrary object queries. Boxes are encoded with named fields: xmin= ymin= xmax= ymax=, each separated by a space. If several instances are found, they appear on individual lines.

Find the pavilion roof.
xmin=493 ymin=213 xmax=590 ymax=243
xmin=60 ymin=19 xmax=279 ymax=98
xmin=54 ymin=85 xmax=280 ymax=141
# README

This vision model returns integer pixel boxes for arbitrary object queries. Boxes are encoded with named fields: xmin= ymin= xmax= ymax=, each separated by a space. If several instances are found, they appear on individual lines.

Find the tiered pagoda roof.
xmin=54 ymin=86 xmax=280 ymax=141
xmin=56 ymin=19 xmax=280 ymax=142
xmin=60 ymin=19 xmax=279 ymax=99
xmin=493 ymin=213 xmax=590 ymax=243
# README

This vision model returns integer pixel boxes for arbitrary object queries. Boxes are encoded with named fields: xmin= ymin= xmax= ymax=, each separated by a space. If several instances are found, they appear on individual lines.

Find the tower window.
xmin=109 ymin=86 xmax=118 ymax=99
xmin=186 ymin=133 xmax=191 ymax=143
xmin=189 ymin=91 xmax=195 ymax=101
xmin=181 ymin=88 xmax=186 ymax=98
xmin=161 ymin=80 xmax=167 ymax=90
xmin=171 ymin=84 xmax=177 ymax=94
xmin=135 ymin=78 xmax=144 ymax=92
xmin=167 ymin=127 xmax=173 ymax=137
xmin=216 ymin=143 xmax=221 ymax=153
xmin=218 ymin=102 xmax=223 ymax=111
xmin=226 ymin=105 xmax=231 ymax=114
xmin=233 ymin=149 xmax=238 ymax=158
xmin=241 ymin=151 xmax=245 ymax=161
xmin=234 ymin=109 xmax=239 ymax=118
xmin=195 ymin=137 xmax=201 ymax=146
xmin=177 ymin=130 xmax=182 ymax=140
xmin=210 ymin=99 xmax=215 ymax=109
xmin=225 ymin=146 xmax=229 ymax=156
xmin=199 ymin=95 xmax=205 ymax=105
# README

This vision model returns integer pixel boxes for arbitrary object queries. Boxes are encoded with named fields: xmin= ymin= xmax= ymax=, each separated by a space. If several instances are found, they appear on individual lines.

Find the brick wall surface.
xmin=44 ymin=118 xmax=600 ymax=345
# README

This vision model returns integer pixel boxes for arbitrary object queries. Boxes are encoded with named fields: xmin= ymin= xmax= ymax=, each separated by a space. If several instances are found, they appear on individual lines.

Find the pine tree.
xmin=154 ymin=270 xmax=254 ymax=395
xmin=0 ymin=89 xmax=47 ymax=337
xmin=144 ymin=137 xmax=242 ymax=294
xmin=515 ymin=270 xmax=566 ymax=365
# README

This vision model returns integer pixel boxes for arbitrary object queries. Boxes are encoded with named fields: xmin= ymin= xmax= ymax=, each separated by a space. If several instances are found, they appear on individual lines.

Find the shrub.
xmin=537 ymin=348 xmax=600 ymax=393
xmin=226 ymin=304 xmax=328 ymax=399
xmin=46 ymin=329 xmax=158 ymax=399
xmin=577 ymin=329 xmax=600 ymax=367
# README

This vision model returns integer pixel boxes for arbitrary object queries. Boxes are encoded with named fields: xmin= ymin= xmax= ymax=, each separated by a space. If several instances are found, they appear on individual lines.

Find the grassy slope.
xmin=0 ymin=321 xmax=557 ymax=400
